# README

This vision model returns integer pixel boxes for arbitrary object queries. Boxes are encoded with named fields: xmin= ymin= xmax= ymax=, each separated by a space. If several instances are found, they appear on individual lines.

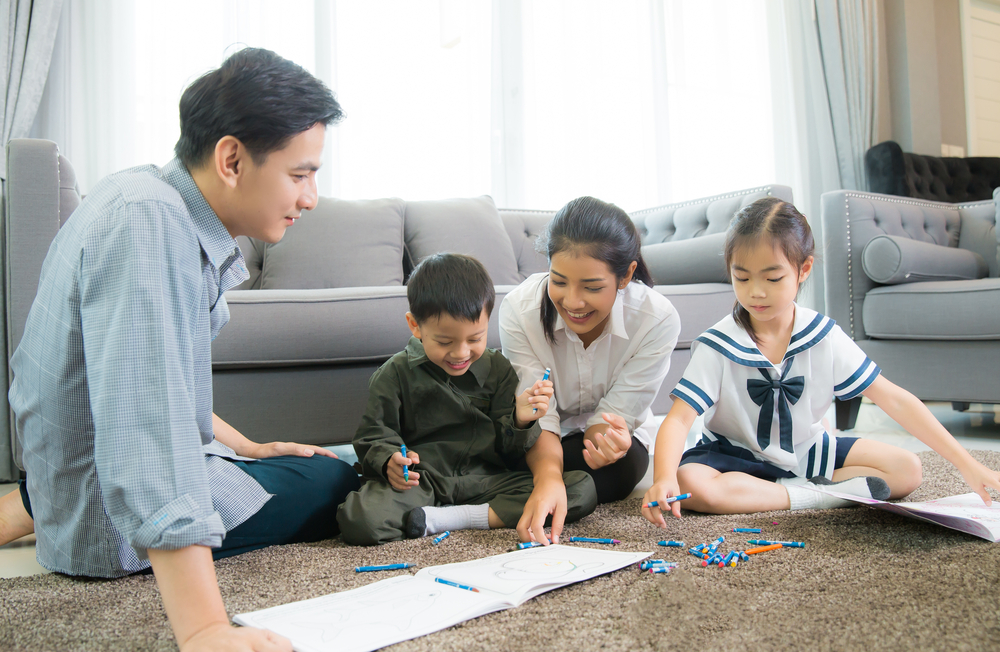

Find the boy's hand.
xmin=388 ymin=449 xmax=421 ymax=491
xmin=517 ymin=473 xmax=566 ymax=545
xmin=641 ymin=479 xmax=683 ymax=528
xmin=515 ymin=379 xmax=554 ymax=427
xmin=582 ymin=413 xmax=632 ymax=469
xmin=957 ymin=459 xmax=1000 ymax=505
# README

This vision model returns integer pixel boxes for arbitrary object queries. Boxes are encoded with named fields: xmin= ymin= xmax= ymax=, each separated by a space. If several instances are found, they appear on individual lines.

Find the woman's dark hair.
xmin=536 ymin=196 xmax=652 ymax=343
xmin=175 ymin=47 xmax=343 ymax=168
xmin=407 ymin=253 xmax=496 ymax=324
xmin=724 ymin=197 xmax=815 ymax=343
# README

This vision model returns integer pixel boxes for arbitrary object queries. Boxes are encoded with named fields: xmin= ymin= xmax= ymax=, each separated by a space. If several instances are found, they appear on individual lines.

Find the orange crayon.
xmin=745 ymin=543 xmax=783 ymax=555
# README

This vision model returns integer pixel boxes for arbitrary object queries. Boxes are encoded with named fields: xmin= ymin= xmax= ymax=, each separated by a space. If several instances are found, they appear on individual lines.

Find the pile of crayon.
xmin=684 ymin=532 xmax=805 ymax=569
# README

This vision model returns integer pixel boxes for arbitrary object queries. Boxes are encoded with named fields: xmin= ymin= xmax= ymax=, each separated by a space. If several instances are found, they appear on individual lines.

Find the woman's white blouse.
xmin=670 ymin=305 xmax=880 ymax=479
xmin=499 ymin=272 xmax=681 ymax=449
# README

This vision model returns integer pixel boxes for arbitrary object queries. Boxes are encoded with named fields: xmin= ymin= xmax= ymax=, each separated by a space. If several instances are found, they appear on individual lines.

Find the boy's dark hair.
xmin=174 ymin=47 xmax=343 ymax=168
xmin=724 ymin=197 xmax=815 ymax=343
xmin=536 ymin=196 xmax=653 ymax=343
xmin=407 ymin=253 xmax=496 ymax=324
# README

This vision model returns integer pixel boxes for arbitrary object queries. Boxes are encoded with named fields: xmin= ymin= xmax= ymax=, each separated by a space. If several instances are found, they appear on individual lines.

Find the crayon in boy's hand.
xmin=400 ymin=444 xmax=409 ymax=482
xmin=532 ymin=368 xmax=552 ymax=414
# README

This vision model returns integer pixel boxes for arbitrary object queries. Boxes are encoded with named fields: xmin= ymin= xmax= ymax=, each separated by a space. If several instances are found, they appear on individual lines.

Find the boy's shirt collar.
xmin=405 ymin=336 xmax=492 ymax=386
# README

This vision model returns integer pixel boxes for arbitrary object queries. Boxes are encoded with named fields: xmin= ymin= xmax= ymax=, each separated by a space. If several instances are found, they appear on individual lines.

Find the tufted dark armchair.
xmin=865 ymin=140 xmax=1000 ymax=203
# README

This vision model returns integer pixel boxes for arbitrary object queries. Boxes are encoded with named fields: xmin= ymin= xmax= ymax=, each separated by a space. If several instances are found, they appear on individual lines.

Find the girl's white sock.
xmin=780 ymin=475 xmax=891 ymax=511
xmin=407 ymin=504 xmax=490 ymax=537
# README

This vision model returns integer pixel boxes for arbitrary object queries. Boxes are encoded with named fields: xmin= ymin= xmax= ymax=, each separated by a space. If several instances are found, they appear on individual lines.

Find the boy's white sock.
xmin=780 ymin=475 xmax=890 ymax=511
xmin=405 ymin=504 xmax=490 ymax=538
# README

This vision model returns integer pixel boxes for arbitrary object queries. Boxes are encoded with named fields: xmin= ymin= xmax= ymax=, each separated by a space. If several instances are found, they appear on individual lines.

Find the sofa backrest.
xmin=865 ymin=140 xmax=1000 ymax=203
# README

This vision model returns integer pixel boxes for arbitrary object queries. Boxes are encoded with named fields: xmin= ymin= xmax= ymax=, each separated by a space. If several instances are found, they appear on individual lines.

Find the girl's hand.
xmin=957 ymin=459 xmax=1000 ymax=505
xmin=387 ymin=449 xmax=421 ymax=491
xmin=249 ymin=442 xmax=338 ymax=459
xmin=514 ymin=379 xmax=554 ymax=427
xmin=582 ymin=413 xmax=632 ymax=469
xmin=641 ymin=479 xmax=682 ymax=528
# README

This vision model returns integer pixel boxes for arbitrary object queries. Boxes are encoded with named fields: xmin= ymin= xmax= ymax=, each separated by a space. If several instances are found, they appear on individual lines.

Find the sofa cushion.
xmin=404 ymin=196 xmax=522 ymax=285
xmin=861 ymin=234 xmax=988 ymax=284
xmin=643 ymin=232 xmax=729 ymax=285
xmin=862 ymin=278 xmax=1000 ymax=340
xmin=654 ymin=282 xmax=735 ymax=348
xmin=237 ymin=197 xmax=406 ymax=291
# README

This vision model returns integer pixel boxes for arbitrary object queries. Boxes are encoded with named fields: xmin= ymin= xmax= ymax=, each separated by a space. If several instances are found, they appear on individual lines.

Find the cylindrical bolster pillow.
xmin=642 ymin=231 xmax=729 ymax=285
xmin=861 ymin=234 xmax=988 ymax=284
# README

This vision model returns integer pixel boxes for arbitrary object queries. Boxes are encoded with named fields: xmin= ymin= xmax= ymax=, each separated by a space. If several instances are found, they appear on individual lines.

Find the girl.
xmin=642 ymin=197 xmax=1000 ymax=524
xmin=501 ymin=196 xmax=681 ymax=542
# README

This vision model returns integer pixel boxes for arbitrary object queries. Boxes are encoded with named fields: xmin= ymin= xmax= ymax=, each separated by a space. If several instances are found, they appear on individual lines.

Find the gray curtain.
xmin=815 ymin=0 xmax=879 ymax=192
xmin=1 ymin=0 xmax=64 ymax=481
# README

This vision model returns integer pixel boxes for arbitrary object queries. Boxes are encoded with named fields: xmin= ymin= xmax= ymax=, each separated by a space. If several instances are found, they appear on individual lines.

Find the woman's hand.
xmin=582 ymin=413 xmax=632 ymax=469
xmin=641 ymin=478 xmax=682 ymax=528
xmin=387 ymin=449 xmax=421 ymax=491
xmin=514 ymin=379 xmax=555 ymax=427
xmin=246 ymin=442 xmax=338 ymax=460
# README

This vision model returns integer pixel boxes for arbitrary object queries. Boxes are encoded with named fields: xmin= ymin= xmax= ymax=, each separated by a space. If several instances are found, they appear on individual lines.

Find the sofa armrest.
xmin=821 ymin=190 xmax=968 ymax=340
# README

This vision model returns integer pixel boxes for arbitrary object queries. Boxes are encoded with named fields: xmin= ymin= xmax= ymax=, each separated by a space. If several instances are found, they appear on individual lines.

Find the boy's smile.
xmin=406 ymin=308 xmax=490 ymax=376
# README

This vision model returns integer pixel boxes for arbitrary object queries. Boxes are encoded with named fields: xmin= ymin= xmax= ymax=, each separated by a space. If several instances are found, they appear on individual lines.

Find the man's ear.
xmin=214 ymin=136 xmax=245 ymax=189
xmin=405 ymin=312 xmax=422 ymax=339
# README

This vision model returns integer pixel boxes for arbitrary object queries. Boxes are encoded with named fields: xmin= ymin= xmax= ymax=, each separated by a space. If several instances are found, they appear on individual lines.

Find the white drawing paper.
xmin=807 ymin=490 xmax=1000 ymax=542
xmin=233 ymin=544 xmax=650 ymax=652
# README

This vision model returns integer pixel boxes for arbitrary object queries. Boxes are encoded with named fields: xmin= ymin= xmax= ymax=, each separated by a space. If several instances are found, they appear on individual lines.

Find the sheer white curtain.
xmin=32 ymin=0 xmax=777 ymax=212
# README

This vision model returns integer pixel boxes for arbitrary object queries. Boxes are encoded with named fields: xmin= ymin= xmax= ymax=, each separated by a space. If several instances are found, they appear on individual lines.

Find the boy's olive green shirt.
xmin=355 ymin=337 xmax=542 ymax=481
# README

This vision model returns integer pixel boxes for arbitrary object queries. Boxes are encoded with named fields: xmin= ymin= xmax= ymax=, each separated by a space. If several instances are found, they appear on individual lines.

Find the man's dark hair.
xmin=174 ymin=47 xmax=343 ymax=167
xmin=407 ymin=253 xmax=496 ymax=324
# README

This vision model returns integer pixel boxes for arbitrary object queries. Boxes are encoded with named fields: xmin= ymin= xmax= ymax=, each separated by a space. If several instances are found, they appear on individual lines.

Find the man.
xmin=0 ymin=48 xmax=357 ymax=652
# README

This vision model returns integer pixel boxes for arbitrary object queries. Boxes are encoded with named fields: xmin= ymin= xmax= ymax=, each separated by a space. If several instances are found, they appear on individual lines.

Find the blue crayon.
xmin=640 ymin=560 xmax=678 ymax=570
xmin=739 ymin=551 xmax=750 ymax=562
xmin=648 ymin=567 xmax=671 ymax=574
xmin=432 ymin=531 xmax=450 ymax=545
xmin=721 ymin=551 xmax=737 ymax=567
xmin=568 ymin=537 xmax=620 ymax=544
xmin=434 ymin=577 xmax=479 ymax=592
xmin=748 ymin=539 xmax=805 ymax=548
xmin=400 ymin=444 xmax=409 ymax=482
xmin=517 ymin=540 xmax=551 ymax=549
xmin=732 ymin=528 xmax=762 ymax=533
xmin=643 ymin=493 xmax=692 ymax=509
xmin=657 ymin=540 xmax=685 ymax=548
xmin=688 ymin=548 xmax=708 ymax=559
xmin=355 ymin=563 xmax=414 ymax=572
xmin=533 ymin=368 xmax=551 ymax=413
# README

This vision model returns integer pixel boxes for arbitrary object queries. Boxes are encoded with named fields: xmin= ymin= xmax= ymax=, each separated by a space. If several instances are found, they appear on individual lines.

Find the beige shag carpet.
xmin=2 ymin=450 xmax=1000 ymax=651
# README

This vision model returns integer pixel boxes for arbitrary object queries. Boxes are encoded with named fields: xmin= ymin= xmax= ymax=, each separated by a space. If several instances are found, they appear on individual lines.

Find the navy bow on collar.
xmin=746 ymin=363 xmax=804 ymax=453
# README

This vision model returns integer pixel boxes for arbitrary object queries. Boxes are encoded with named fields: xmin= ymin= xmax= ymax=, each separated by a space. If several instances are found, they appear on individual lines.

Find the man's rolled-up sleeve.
xmin=80 ymin=202 xmax=223 ymax=559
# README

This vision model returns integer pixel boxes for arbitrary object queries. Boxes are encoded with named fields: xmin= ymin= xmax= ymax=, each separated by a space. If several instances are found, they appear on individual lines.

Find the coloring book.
xmin=810 ymin=490 xmax=1000 ymax=542
xmin=233 ymin=544 xmax=651 ymax=652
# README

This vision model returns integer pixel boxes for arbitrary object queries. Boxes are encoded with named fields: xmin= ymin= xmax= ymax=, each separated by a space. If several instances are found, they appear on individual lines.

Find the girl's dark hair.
xmin=175 ymin=47 xmax=343 ymax=168
xmin=536 ymin=196 xmax=652 ymax=343
xmin=724 ymin=197 xmax=814 ymax=343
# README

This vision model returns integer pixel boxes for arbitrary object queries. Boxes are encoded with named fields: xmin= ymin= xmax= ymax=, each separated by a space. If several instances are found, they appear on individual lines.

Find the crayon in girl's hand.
xmin=644 ymin=493 xmax=692 ymax=509
xmin=533 ymin=368 xmax=552 ymax=414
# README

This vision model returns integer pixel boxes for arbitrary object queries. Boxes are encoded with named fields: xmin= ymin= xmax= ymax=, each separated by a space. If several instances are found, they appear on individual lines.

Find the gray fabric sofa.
xmin=2 ymin=137 xmax=792 ymax=478
xmin=820 ymin=187 xmax=1000 ymax=429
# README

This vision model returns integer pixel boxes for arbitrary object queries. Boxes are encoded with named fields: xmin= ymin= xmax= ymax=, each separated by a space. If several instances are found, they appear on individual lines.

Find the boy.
xmin=0 ymin=48 xmax=359 ymax=652
xmin=337 ymin=253 xmax=598 ymax=545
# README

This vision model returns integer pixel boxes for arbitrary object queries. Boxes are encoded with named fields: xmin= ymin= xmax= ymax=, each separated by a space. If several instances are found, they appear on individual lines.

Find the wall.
xmin=879 ymin=0 xmax=968 ymax=155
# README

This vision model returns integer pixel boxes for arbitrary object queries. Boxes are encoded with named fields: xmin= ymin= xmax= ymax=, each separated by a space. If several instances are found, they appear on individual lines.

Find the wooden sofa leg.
xmin=835 ymin=396 xmax=863 ymax=431
xmin=951 ymin=402 xmax=971 ymax=412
